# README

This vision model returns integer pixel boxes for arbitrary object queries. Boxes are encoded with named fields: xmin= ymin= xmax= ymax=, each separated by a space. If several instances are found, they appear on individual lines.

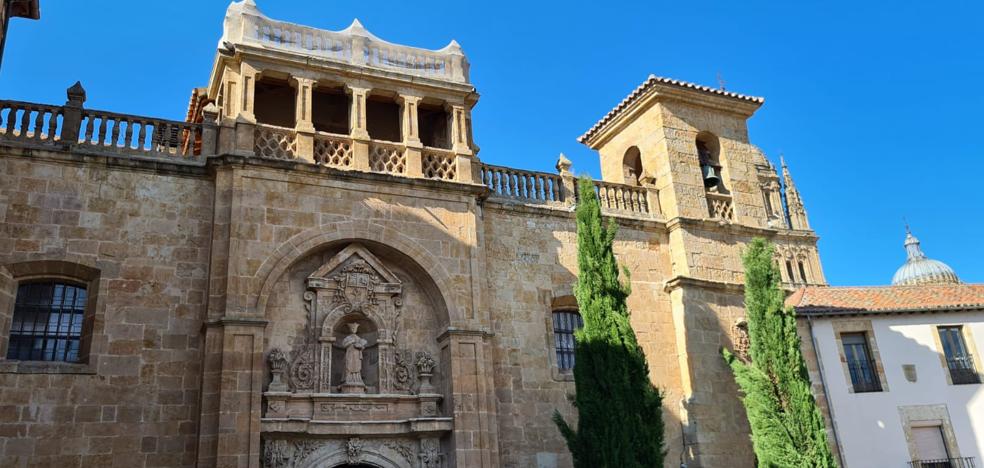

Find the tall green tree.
xmin=554 ymin=177 xmax=664 ymax=468
xmin=722 ymin=238 xmax=837 ymax=467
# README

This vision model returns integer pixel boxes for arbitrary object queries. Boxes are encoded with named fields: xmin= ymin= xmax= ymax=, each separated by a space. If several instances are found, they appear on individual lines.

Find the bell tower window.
xmin=696 ymin=132 xmax=723 ymax=192
xmin=622 ymin=146 xmax=643 ymax=186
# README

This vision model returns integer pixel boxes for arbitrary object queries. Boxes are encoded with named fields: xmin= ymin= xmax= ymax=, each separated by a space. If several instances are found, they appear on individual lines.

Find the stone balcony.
xmin=221 ymin=0 xmax=469 ymax=85
xmin=0 ymin=83 xmax=663 ymax=222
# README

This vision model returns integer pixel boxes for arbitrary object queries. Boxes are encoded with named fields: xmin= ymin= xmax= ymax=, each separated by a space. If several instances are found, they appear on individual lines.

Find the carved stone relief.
xmin=262 ymin=436 xmax=426 ymax=468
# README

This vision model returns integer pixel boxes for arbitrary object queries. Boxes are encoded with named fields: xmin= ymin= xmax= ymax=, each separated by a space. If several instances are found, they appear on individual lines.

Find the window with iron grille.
xmin=938 ymin=326 xmax=980 ymax=385
xmin=553 ymin=310 xmax=583 ymax=371
xmin=841 ymin=332 xmax=882 ymax=392
xmin=6 ymin=282 xmax=87 ymax=362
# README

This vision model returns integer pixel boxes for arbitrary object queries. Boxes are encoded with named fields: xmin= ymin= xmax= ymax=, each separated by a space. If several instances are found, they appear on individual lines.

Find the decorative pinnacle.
xmin=348 ymin=18 xmax=369 ymax=35
xmin=556 ymin=153 xmax=573 ymax=175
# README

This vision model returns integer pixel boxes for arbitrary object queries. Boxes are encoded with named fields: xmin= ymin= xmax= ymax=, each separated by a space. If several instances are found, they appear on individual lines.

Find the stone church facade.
xmin=0 ymin=2 xmax=825 ymax=467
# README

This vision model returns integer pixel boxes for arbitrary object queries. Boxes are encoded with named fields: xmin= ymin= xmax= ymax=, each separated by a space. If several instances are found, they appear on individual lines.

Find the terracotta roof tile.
xmin=787 ymin=284 xmax=984 ymax=316
xmin=578 ymin=75 xmax=765 ymax=145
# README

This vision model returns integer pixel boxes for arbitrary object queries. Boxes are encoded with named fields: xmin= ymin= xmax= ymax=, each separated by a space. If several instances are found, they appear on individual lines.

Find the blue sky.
xmin=2 ymin=1 xmax=981 ymax=286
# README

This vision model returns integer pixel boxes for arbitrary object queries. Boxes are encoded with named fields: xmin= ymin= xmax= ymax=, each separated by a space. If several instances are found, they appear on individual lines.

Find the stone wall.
xmin=0 ymin=148 xmax=213 ymax=468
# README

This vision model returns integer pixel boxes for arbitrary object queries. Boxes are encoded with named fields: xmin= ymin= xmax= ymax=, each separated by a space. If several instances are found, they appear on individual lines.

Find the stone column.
xmin=197 ymin=318 xmax=268 ymax=468
xmin=402 ymin=95 xmax=423 ymax=177
xmin=200 ymin=103 xmax=220 ymax=157
xmin=233 ymin=62 xmax=260 ymax=157
xmin=640 ymin=173 xmax=661 ymax=217
xmin=449 ymin=104 xmax=474 ymax=183
xmin=438 ymin=330 xmax=500 ymax=468
xmin=349 ymin=86 xmax=371 ymax=171
xmin=292 ymin=77 xmax=317 ymax=163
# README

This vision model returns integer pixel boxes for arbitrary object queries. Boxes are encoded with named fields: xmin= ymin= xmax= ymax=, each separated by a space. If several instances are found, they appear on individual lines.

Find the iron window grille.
xmin=909 ymin=457 xmax=977 ymax=468
xmin=6 ymin=282 xmax=87 ymax=362
xmin=842 ymin=332 xmax=882 ymax=393
xmin=553 ymin=310 xmax=583 ymax=371
xmin=938 ymin=326 xmax=981 ymax=385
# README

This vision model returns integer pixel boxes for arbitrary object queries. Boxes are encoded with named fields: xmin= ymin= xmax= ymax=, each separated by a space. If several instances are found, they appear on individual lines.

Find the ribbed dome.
xmin=891 ymin=229 xmax=960 ymax=286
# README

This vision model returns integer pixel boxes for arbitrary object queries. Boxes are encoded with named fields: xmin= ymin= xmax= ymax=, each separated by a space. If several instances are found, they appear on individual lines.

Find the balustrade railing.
xmin=79 ymin=110 xmax=202 ymax=157
xmin=946 ymin=356 xmax=981 ymax=385
xmin=236 ymin=10 xmax=466 ymax=83
xmin=591 ymin=181 xmax=650 ymax=215
xmin=368 ymin=141 xmax=406 ymax=175
xmin=480 ymin=164 xmax=566 ymax=204
xmin=0 ymin=100 xmax=64 ymax=142
xmin=313 ymin=132 xmax=353 ymax=168
xmin=1 ymin=96 xmax=208 ymax=160
xmin=422 ymin=148 xmax=456 ymax=181
xmin=254 ymin=124 xmax=297 ymax=160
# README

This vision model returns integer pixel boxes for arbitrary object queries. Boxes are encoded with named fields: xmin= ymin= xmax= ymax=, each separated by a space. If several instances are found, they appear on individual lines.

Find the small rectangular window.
xmin=841 ymin=332 xmax=882 ymax=392
xmin=938 ymin=326 xmax=980 ymax=385
xmin=553 ymin=310 xmax=583 ymax=371
xmin=7 ymin=282 xmax=87 ymax=362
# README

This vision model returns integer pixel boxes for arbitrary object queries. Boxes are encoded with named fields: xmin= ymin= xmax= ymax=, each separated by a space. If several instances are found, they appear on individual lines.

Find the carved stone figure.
xmin=346 ymin=437 xmax=364 ymax=464
xmin=419 ymin=437 xmax=443 ymax=468
xmin=340 ymin=323 xmax=368 ymax=393
xmin=393 ymin=349 xmax=415 ymax=393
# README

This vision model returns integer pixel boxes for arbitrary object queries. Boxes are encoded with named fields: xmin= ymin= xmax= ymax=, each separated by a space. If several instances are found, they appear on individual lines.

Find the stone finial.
xmin=347 ymin=18 xmax=369 ymax=36
xmin=556 ymin=153 xmax=573 ymax=175
xmin=267 ymin=348 xmax=289 ymax=392
xmin=202 ymin=103 xmax=220 ymax=123
xmin=444 ymin=39 xmax=464 ymax=55
xmin=66 ymin=81 xmax=86 ymax=107
xmin=780 ymin=155 xmax=810 ymax=230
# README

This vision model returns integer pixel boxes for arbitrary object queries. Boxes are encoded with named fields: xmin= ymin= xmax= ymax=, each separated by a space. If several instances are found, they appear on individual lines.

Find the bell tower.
xmin=579 ymin=75 xmax=826 ymax=467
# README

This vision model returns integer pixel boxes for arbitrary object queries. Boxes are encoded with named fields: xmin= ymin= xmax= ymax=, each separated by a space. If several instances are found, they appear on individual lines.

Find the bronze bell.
xmin=701 ymin=164 xmax=720 ymax=188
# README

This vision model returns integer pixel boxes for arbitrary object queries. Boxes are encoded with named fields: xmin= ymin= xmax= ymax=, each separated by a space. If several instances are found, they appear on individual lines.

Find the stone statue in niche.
xmin=340 ymin=323 xmax=368 ymax=393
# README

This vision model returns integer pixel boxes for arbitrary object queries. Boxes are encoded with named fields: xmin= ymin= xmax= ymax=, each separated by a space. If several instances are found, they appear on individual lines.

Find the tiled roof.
xmin=787 ymin=284 xmax=984 ymax=316
xmin=577 ymin=74 xmax=765 ymax=144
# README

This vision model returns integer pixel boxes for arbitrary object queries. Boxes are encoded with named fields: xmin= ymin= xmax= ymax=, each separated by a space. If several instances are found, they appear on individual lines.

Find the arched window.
xmin=6 ymin=282 xmax=87 ymax=362
xmin=695 ymin=132 xmax=723 ymax=191
xmin=622 ymin=146 xmax=643 ymax=186
xmin=552 ymin=309 xmax=583 ymax=370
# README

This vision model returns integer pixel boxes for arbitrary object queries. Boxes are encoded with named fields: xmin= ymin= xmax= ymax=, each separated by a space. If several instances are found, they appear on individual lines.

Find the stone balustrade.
xmin=0 ymin=83 xmax=212 ymax=161
xmin=591 ymin=180 xmax=652 ymax=215
xmin=480 ymin=164 xmax=567 ymax=204
xmin=80 ymin=109 xmax=202 ymax=158
xmin=226 ymin=2 xmax=469 ymax=84
xmin=0 ymin=100 xmax=64 ymax=142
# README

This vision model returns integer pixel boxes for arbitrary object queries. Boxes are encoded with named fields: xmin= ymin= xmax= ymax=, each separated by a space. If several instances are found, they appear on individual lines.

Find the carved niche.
xmin=269 ymin=243 xmax=442 ymax=397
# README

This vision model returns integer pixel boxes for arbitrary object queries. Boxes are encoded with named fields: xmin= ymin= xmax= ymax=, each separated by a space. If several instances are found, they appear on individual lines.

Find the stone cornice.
xmin=665 ymin=216 xmax=819 ymax=242
xmin=435 ymin=327 xmax=494 ymax=343
xmin=208 ymin=153 xmax=490 ymax=199
xmin=204 ymin=316 xmax=270 ymax=328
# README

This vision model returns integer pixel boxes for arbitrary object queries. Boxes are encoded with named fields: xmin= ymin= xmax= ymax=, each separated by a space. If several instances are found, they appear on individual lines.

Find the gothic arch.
xmin=252 ymin=224 xmax=457 ymax=326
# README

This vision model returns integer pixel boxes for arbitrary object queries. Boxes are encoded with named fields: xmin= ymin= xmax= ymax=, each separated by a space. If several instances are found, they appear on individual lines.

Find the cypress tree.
xmin=554 ymin=177 xmax=664 ymax=468
xmin=722 ymin=238 xmax=837 ymax=467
